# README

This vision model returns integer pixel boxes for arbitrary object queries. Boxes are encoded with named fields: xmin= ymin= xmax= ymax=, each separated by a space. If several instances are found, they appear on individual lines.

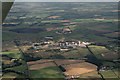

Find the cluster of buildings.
xmin=59 ymin=40 xmax=90 ymax=48
xmin=32 ymin=37 xmax=91 ymax=51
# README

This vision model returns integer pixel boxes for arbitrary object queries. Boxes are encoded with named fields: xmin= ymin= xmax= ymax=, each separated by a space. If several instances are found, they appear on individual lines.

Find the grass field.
xmin=28 ymin=60 xmax=99 ymax=79
xmin=100 ymin=70 xmax=119 ymax=78
xmin=88 ymin=45 xmax=112 ymax=59
xmin=2 ymin=73 xmax=22 ymax=79
xmin=79 ymin=71 xmax=101 ymax=78
xmin=28 ymin=60 xmax=65 ymax=78
xmin=27 ymin=45 xmax=114 ymax=60
xmin=104 ymin=32 xmax=119 ymax=38
xmin=30 ymin=66 xmax=65 ymax=78
xmin=2 ymin=51 xmax=22 ymax=59
xmin=31 ymin=47 xmax=91 ymax=59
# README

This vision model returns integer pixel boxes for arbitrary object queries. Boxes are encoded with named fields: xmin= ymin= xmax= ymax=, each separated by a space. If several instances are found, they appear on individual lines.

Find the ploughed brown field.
xmin=27 ymin=60 xmax=55 ymax=70
xmin=27 ymin=59 xmax=97 ymax=76
xmin=63 ymin=62 xmax=97 ymax=76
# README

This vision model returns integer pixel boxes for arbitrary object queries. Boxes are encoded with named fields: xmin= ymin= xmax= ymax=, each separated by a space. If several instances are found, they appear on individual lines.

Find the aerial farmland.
xmin=2 ymin=2 xmax=120 ymax=80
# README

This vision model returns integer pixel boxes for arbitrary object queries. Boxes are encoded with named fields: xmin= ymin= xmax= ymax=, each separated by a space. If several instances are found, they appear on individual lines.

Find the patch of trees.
xmin=9 ymin=28 xmax=46 ymax=33
xmin=59 ymin=65 xmax=66 ymax=72
xmin=50 ymin=54 xmax=65 ymax=59
xmin=2 ymin=62 xmax=22 ymax=70
xmin=24 ymin=54 xmax=42 ymax=62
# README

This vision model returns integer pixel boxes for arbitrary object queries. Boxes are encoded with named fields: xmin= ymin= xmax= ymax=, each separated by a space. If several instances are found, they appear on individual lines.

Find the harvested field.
xmin=27 ymin=60 xmax=53 ymax=65
xmin=27 ymin=60 xmax=56 ymax=70
xmin=54 ymin=59 xmax=85 ymax=65
xmin=28 ymin=59 xmax=97 ymax=76
xmin=80 ymin=71 xmax=101 ymax=78
xmin=27 ymin=59 xmax=84 ymax=66
xmin=28 ymin=62 xmax=56 ymax=70
xmin=63 ymin=62 xmax=97 ymax=76
xmin=64 ymin=68 xmax=95 ymax=76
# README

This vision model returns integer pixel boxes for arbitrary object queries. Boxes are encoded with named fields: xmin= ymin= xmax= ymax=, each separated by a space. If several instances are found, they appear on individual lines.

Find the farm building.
xmin=59 ymin=40 xmax=90 ymax=48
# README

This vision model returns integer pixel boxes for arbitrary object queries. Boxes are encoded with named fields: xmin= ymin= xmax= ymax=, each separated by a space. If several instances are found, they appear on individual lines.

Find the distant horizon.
xmin=2 ymin=0 xmax=120 ymax=2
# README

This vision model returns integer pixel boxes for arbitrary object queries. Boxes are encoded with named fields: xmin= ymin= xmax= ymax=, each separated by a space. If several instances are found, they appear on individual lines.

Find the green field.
xmin=30 ymin=66 xmax=65 ymax=78
xmin=79 ymin=71 xmax=101 ymax=78
xmin=88 ymin=45 xmax=112 ymax=59
xmin=100 ymin=70 xmax=119 ymax=78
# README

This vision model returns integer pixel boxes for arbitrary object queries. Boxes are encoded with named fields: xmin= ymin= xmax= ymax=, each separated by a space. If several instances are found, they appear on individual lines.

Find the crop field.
xmin=28 ymin=61 xmax=56 ymax=70
xmin=27 ymin=60 xmax=65 ymax=78
xmin=63 ymin=62 xmax=97 ymax=76
xmin=30 ymin=66 xmax=65 ymax=78
xmin=25 ymin=44 xmax=113 ymax=60
xmin=26 ymin=47 xmax=90 ymax=59
xmin=2 ymin=2 xmax=119 ymax=79
xmin=54 ymin=59 xmax=85 ymax=65
xmin=79 ymin=71 xmax=101 ymax=78
xmin=100 ymin=70 xmax=119 ymax=78
xmin=27 ymin=59 xmax=99 ymax=79
xmin=2 ymin=73 xmax=23 ymax=79
xmin=88 ymin=45 xmax=118 ymax=60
